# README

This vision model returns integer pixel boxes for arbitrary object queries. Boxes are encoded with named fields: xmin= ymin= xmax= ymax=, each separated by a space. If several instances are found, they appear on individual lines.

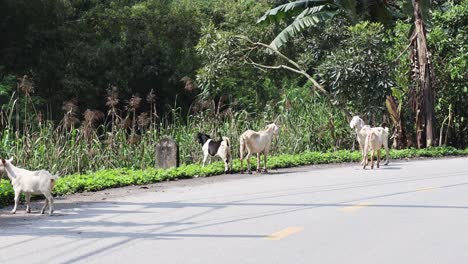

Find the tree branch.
xmin=237 ymin=35 xmax=352 ymax=118
xmin=394 ymin=32 xmax=418 ymax=63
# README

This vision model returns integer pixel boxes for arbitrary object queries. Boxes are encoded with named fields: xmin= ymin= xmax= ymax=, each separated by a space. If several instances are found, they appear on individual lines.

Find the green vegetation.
xmin=0 ymin=180 xmax=14 ymax=207
xmin=1 ymin=147 xmax=466 ymax=207
xmin=0 ymin=90 xmax=352 ymax=175
xmin=1 ymin=1 xmax=467 ymax=153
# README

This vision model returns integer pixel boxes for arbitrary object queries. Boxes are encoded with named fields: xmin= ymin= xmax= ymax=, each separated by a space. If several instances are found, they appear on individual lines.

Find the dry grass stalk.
xmin=180 ymin=76 xmax=198 ymax=92
xmin=61 ymin=99 xmax=79 ymax=129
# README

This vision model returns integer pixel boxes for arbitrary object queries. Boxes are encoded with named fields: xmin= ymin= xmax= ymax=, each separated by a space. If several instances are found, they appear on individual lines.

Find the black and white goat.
xmin=197 ymin=133 xmax=232 ymax=173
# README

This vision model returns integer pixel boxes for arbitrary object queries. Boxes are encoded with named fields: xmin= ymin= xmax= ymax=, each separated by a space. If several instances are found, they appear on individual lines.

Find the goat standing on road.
xmin=349 ymin=116 xmax=390 ymax=166
xmin=363 ymin=126 xmax=390 ymax=169
xmin=197 ymin=133 xmax=232 ymax=173
xmin=239 ymin=123 xmax=280 ymax=174
xmin=0 ymin=158 xmax=58 ymax=215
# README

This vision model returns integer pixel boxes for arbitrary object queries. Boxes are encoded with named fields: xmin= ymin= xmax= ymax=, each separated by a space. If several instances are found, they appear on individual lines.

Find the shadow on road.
xmin=1 ymin=173 xmax=468 ymax=263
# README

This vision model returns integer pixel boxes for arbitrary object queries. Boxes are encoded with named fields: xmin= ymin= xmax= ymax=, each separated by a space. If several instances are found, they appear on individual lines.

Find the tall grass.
xmin=0 ymin=84 xmax=353 ymax=176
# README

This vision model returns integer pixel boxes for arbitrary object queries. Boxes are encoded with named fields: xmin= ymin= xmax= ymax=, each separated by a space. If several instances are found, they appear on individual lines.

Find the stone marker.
xmin=156 ymin=136 xmax=179 ymax=169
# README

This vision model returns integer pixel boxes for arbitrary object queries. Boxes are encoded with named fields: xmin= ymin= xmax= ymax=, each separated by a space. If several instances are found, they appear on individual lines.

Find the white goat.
xmin=363 ymin=126 xmax=390 ymax=169
xmin=0 ymin=158 xmax=58 ymax=215
xmin=239 ymin=123 xmax=280 ymax=174
xmin=350 ymin=116 xmax=390 ymax=166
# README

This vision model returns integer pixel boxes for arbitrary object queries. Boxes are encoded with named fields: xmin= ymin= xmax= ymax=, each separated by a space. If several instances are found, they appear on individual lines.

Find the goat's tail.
xmin=50 ymin=175 xmax=59 ymax=190
xmin=222 ymin=136 xmax=231 ymax=147
xmin=239 ymin=136 xmax=246 ymax=159
xmin=239 ymin=135 xmax=246 ymax=172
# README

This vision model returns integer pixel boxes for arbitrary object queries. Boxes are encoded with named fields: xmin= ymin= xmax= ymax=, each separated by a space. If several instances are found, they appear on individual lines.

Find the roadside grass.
xmin=1 ymin=146 xmax=467 ymax=207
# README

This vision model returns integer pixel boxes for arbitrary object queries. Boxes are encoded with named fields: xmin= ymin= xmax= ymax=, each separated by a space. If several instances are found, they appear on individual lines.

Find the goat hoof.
xmin=10 ymin=211 xmax=16 ymax=214
xmin=41 ymin=210 xmax=45 ymax=214
xmin=26 ymin=209 xmax=31 ymax=214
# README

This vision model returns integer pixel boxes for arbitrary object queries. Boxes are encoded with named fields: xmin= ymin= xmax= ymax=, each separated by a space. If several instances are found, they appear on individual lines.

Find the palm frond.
xmin=257 ymin=0 xmax=332 ymax=24
xmin=269 ymin=10 xmax=336 ymax=50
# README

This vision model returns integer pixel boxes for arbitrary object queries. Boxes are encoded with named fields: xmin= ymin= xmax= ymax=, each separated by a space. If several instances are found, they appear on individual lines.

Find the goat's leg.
xmin=359 ymin=142 xmax=365 ymax=165
xmin=228 ymin=152 xmax=232 ymax=173
xmin=224 ymin=151 xmax=231 ymax=173
xmin=362 ymin=147 xmax=368 ymax=169
xmin=49 ymin=195 xmax=54 ymax=216
xmin=377 ymin=149 xmax=381 ymax=168
xmin=246 ymin=152 xmax=252 ymax=174
xmin=40 ymin=198 xmax=49 ymax=214
xmin=362 ymin=143 xmax=370 ymax=167
xmin=256 ymin=153 xmax=261 ymax=173
xmin=223 ymin=156 xmax=229 ymax=173
xmin=240 ymin=158 xmax=243 ymax=173
xmin=239 ymin=146 xmax=244 ymax=174
xmin=25 ymin=193 xmax=31 ymax=213
xmin=263 ymin=153 xmax=268 ymax=174
xmin=11 ymin=190 xmax=20 ymax=214
xmin=202 ymin=152 xmax=209 ymax=167
xmin=370 ymin=150 xmax=375 ymax=170
xmin=383 ymin=143 xmax=390 ymax=165
xmin=43 ymin=192 xmax=54 ymax=215
xmin=225 ymin=159 xmax=229 ymax=173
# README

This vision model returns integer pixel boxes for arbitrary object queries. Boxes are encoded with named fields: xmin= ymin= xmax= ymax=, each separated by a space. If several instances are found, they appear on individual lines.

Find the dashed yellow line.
xmin=415 ymin=187 xmax=436 ymax=193
xmin=266 ymin=227 xmax=304 ymax=240
xmin=340 ymin=202 xmax=372 ymax=212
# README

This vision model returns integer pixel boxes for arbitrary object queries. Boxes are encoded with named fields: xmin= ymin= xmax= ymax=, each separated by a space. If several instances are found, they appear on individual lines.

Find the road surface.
xmin=1 ymin=157 xmax=468 ymax=264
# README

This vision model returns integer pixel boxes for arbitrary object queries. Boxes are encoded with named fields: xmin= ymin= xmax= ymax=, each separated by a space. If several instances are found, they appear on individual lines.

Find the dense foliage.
xmin=0 ymin=0 xmax=467 ymax=178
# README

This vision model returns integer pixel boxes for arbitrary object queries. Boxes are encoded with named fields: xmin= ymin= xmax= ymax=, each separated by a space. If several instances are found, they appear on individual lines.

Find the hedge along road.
xmin=1 ymin=157 xmax=468 ymax=264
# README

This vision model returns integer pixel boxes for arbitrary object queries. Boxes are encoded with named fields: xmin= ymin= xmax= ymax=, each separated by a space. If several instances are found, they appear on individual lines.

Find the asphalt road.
xmin=1 ymin=157 xmax=468 ymax=264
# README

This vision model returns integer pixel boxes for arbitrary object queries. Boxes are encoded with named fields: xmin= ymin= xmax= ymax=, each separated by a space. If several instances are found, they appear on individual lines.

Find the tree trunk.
xmin=386 ymin=95 xmax=407 ymax=149
xmin=411 ymin=0 xmax=435 ymax=147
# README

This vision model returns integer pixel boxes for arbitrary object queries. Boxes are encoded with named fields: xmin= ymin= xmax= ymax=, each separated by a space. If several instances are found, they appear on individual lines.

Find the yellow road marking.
xmin=340 ymin=202 xmax=372 ymax=212
xmin=266 ymin=227 xmax=304 ymax=240
xmin=415 ymin=187 xmax=436 ymax=192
